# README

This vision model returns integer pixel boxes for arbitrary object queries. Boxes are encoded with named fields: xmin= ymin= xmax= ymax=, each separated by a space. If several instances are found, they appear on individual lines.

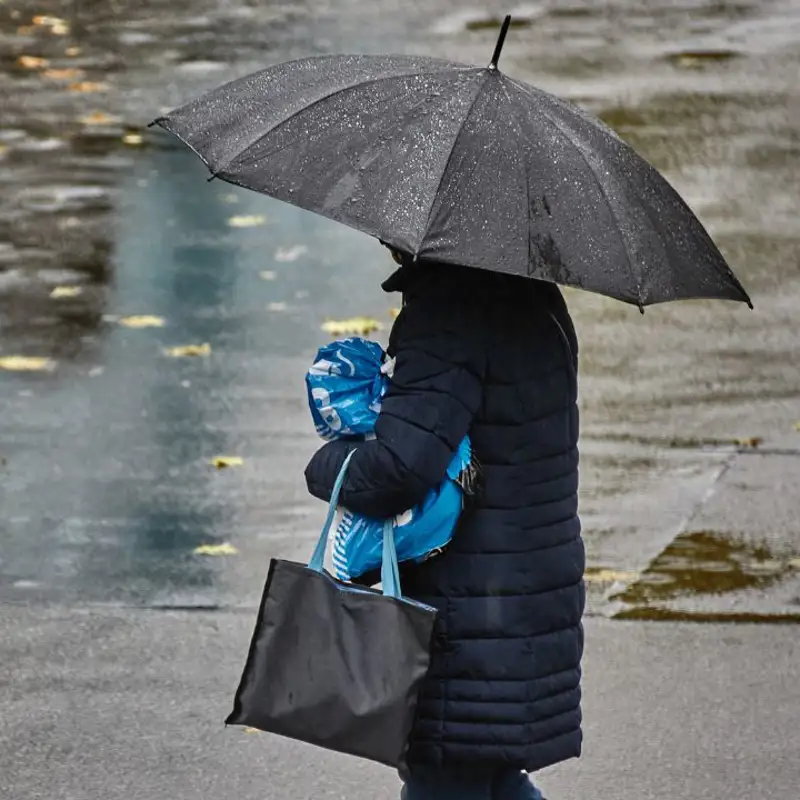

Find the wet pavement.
xmin=2 ymin=0 xmax=798 ymax=618
xmin=1 ymin=0 xmax=799 ymax=796
xmin=2 ymin=609 xmax=798 ymax=800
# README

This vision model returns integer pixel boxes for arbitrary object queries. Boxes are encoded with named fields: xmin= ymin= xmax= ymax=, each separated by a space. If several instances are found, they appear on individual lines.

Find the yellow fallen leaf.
xmin=65 ymin=46 xmax=82 ymax=57
xmin=193 ymin=542 xmax=239 ymax=556
xmin=584 ymin=568 xmax=639 ymax=584
xmin=42 ymin=67 xmax=84 ymax=81
xmin=17 ymin=55 xmax=49 ymax=69
xmin=321 ymin=317 xmax=384 ymax=336
xmin=50 ymin=286 xmax=82 ymax=299
xmin=0 ymin=355 xmax=56 ymax=372
xmin=259 ymin=270 xmax=277 ymax=281
xmin=389 ymin=307 xmax=400 ymax=320
xmin=735 ymin=437 xmax=763 ymax=449
xmin=32 ymin=16 xmax=70 ymax=35
xmin=669 ymin=50 xmax=738 ymax=70
xmin=674 ymin=55 xmax=703 ymax=69
xmin=118 ymin=315 xmax=166 ymax=328
xmin=212 ymin=456 xmax=244 ymax=469
xmin=69 ymin=81 xmax=108 ymax=94
xmin=78 ymin=110 xmax=120 ymax=127
xmin=227 ymin=214 xmax=267 ymax=228
xmin=33 ymin=14 xmax=68 ymax=26
xmin=164 ymin=343 xmax=211 ymax=358
xmin=122 ymin=132 xmax=143 ymax=146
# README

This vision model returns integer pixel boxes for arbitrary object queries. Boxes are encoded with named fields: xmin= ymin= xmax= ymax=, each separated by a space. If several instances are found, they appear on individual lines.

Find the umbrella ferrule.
xmin=488 ymin=15 xmax=512 ymax=71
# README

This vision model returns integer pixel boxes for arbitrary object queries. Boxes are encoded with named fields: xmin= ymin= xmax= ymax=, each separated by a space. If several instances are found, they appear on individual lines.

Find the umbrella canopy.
xmin=152 ymin=16 xmax=751 ymax=309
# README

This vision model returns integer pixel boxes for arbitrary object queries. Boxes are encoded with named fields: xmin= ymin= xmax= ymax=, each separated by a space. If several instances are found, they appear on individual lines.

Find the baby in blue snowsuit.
xmin=306 ymin=337 xmax=475 ymax=582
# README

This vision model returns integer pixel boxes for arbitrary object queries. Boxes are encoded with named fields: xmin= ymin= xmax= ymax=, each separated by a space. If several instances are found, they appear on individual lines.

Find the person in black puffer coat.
xmin=305 ymin=249 xmax=584 ymax=800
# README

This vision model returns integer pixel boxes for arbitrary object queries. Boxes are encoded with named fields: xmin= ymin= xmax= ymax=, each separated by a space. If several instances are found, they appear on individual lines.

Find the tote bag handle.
xmin=307 ymin=450 xmax=402 ymax=598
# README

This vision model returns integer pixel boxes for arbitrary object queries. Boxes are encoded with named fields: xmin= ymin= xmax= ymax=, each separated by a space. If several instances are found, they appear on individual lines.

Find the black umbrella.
xmin=152 ymin=16 xmax=751 ymax=310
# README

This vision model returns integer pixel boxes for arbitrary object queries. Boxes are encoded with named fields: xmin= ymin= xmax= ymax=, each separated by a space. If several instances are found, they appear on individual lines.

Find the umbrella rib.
xmin=508 ymin=78 xmax=642 ymax=308
xmin=504 ymin=82 xmax=535 ymax=285
xmin=211 ymin=67 xmax=470 ymax=178
xmin=416 ymin=73 xmax=492 ymax=256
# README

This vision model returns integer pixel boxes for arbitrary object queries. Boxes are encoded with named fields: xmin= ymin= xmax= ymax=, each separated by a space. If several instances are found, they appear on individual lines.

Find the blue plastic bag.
xmin=306 ymin=337 xmax=471 ymax=582
xmin=307 ymin=338 xmax=386 ymax=440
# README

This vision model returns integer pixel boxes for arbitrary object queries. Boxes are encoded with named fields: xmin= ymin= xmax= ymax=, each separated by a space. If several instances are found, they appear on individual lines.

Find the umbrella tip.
xmin=488 ymin=15 xmax=512 ymax=71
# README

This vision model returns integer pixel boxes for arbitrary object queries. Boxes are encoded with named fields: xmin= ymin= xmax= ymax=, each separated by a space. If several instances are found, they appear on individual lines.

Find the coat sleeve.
xmin=304 ymin=297 xmax=484 ymax=519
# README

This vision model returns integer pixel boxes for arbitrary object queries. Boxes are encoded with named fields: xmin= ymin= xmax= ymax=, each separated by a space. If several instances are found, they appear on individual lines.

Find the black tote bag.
xmin=226 ymin=452 xmax=437 ymax=768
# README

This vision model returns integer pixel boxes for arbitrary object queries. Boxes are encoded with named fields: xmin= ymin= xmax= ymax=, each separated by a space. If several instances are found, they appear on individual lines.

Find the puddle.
xmin=432 ymin=7 xmax=543 ymax=35
xmin=666 ymin=49 xmax=743 ymax=69
xmin=611 ymin=531 xmax=800 ymax=622
xmin=463 ymin=15 xmax=538 ymax=32
xmin=547 ymin=5 xmax=596 ymax=20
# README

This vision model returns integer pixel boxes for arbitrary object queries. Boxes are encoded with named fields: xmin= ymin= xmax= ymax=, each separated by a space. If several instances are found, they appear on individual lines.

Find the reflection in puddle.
xmin=612 ymin=531 xmax=800 ymax=622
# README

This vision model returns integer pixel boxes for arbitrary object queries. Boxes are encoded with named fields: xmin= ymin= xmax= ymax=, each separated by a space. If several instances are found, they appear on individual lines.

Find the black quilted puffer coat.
xmin=305 ymin=260 xmax=584 ymax=774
